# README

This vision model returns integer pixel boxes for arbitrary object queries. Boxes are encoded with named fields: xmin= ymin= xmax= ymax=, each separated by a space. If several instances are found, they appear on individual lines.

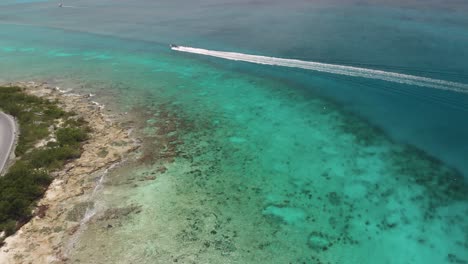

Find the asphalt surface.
xmin=0 ymin=112 xmax=16 ymax=174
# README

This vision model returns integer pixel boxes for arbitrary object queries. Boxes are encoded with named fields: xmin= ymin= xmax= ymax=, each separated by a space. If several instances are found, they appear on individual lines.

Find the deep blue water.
xmin=3 ymin=0 xmax=467 ymax=175
xmin=1 ymin=1 xmax=468 ymax=263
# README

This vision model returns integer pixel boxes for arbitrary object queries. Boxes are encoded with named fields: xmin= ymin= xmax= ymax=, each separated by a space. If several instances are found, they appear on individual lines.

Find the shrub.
xmin=56 ymin=127 xmax=88 ymax=146
xmin=0 ymin=86 xmax=88 ymax=235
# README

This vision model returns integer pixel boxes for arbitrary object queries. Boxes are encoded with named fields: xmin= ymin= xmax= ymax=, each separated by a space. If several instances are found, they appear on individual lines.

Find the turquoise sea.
xmin=1 ymin=0 xmax=468 ymax=263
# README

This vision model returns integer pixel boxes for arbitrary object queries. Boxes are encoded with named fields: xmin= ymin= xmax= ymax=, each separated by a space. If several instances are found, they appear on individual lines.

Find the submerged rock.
xmin=214 ymin=239 xmax=237 ymax=256
xmin=66 ymin=202 xmax=94 ymax=222
xmin=327 ymin=191 xmax=341 ymax=206
xmin=382 ymin=211 xmax=400 ymax=229
xmin=97 ymin=204 xmax=142 ymax=221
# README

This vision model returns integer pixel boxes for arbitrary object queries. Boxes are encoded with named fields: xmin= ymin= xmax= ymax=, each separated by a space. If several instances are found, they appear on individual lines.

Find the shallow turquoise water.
xmin=1 ymin=1 xmax=468 ymax=263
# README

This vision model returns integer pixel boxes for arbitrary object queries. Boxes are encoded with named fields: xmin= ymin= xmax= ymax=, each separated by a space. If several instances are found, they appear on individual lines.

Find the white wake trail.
xmin=172 ymin=46 xmax=468 ymax=94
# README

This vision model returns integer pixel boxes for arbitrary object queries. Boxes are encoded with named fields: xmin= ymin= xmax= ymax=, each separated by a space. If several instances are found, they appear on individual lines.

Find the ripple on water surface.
xmin=64 ymin=66 xmax=468 ymax=264
xmin=0 ymin=24 xmax=466 ymax=264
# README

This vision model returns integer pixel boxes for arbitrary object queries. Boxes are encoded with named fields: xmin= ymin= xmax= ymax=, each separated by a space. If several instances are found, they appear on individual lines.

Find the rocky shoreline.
xmin=0 ymin=81 xmax=140 ymax=264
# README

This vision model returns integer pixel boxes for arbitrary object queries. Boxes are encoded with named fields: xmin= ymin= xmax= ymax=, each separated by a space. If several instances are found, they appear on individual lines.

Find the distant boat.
xmin=170 ymin=44 xmax=179 ymax=48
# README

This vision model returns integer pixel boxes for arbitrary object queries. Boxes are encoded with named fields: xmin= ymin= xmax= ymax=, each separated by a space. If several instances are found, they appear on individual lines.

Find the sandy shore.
xmin=0 ymin=81 xmax=140 ymax=264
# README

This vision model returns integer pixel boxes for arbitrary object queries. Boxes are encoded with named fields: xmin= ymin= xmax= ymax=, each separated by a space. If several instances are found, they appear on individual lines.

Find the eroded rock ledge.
xmin=0 ymin=81 xmax=140 ymax=264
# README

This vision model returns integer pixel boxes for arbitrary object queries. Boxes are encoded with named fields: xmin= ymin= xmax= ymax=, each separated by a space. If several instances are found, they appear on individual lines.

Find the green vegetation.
xmin=0 ymin=87 xmax=89 ymax=242
xmin=0 ymin=87 xmax=67 ymax=156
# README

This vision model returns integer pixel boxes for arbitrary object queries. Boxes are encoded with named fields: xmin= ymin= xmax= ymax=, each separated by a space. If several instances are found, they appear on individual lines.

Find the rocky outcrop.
xmin=0 ymin=81 xmax=139 ymax=264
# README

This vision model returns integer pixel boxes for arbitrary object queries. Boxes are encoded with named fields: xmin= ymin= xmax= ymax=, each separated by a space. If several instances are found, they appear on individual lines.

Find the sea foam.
xmin=172 ymin=46 xmax=468 ymax=94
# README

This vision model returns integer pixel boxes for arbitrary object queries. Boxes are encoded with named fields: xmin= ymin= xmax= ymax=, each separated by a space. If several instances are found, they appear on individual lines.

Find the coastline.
xmin=0 ymin=77 xmax=465 ymax=263
xmin=0 ymin=81 xmax=140 ymax=264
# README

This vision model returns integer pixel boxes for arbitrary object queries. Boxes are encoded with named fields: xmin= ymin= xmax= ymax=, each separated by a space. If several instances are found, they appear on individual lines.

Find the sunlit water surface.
xmin=1 ymin=1 xmax=467 ymax=263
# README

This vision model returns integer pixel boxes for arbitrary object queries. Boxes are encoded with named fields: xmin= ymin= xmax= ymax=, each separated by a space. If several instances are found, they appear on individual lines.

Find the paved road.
xmin=0 ymin=112 xmax=16 ymax=174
